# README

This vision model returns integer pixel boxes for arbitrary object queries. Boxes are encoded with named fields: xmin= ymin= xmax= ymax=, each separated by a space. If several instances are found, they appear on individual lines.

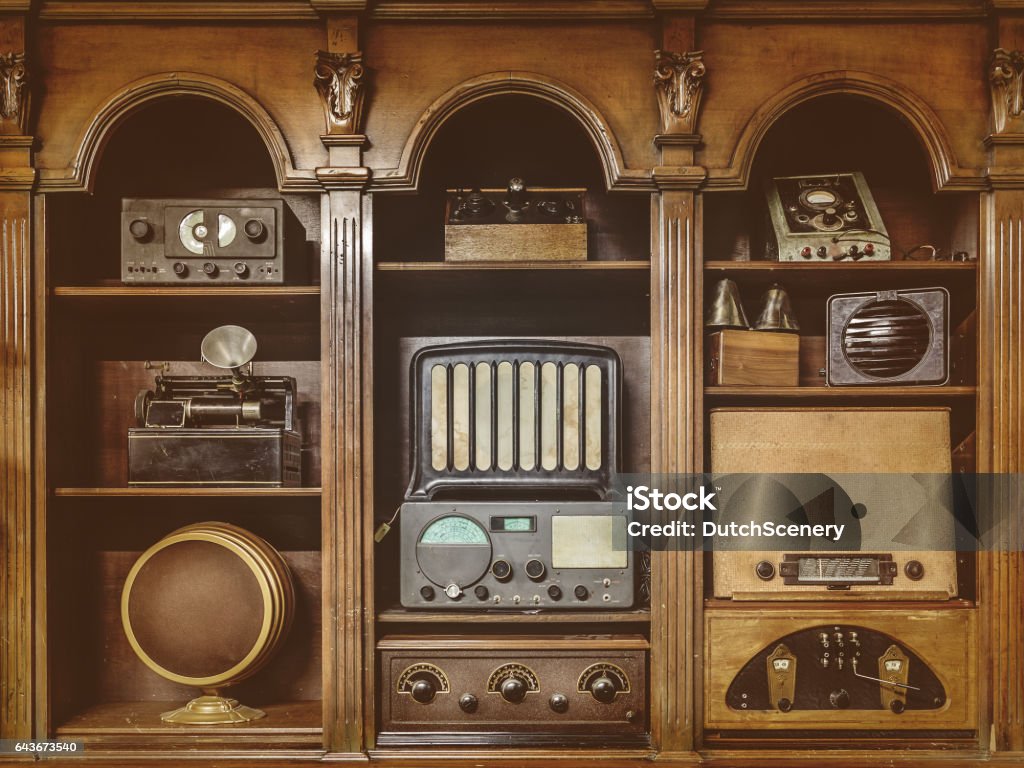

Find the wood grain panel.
xmin=650 ymin=190 xmax=700 ymax=754
xmin=1 ymin=203 xmax=31 ymax=740
xmin=983 ymin=192 xmax=1024 ymax=751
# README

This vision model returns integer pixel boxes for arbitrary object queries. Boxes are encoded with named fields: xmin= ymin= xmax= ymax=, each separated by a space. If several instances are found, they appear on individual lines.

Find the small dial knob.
xmin=800 ymin=246 xmax=812 ymax=259
xmin=172 ymin=262 xmax=188 ymax=278
xmin=194 ymin=223 xmax=209 ymax=240
xmin=419 ymin=585 xmax=435 ymax=601
xmin=755 ymin=560 xmax=775 ymax=580
xmin=573 ymin=585 xmax=590 ymax=601
xmin=444 ymin=583 xmax=463 ymax=600
xmin=129 ymin=219 xmax=151 ymax=240
xmin=459 ymin=693 xmax=478 ymax=713
xmin=547 ymin=584 xmax=563 ymax=601
xmin=890 ymin=699 xmax=906 ymax=714
xmin=233 ymin=261 xmax=249 ymax=278
xmin=549 ymin=693 xmax=569 ymax=713
xmin=830 ymin=689 xmax=851 ymax=709
xmin=817 ymin=245 xmax=828 ymax=258
xmin=202 ymin=262 xmax=218 ymax=277
xmin=590 ymin=676 xmax=618 ymax=703
xmin=822 ymin=207 xmax=839 ymax=226
xmin=244 ymin=218 xmax=265 ymax=240
xmin=474 ymin=585 xmax=489 ymax=601
xmin=778 ymin=697 xmax=793 ymax=713
xmin=500 ymin=677 xmax=527 ymax=704
xmin=525 ymin=558 xmax=546 ymax=581
xmin=492 ymin=559 xmax=512 ymax=581
xmin=905 ymin=560 xmax=925 ymax=580
xmin=411 ymin=679 xmax=436 ymax=704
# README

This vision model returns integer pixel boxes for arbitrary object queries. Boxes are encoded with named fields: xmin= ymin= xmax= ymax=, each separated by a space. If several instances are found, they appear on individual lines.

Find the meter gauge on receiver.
xmin=400 ymin=501 xmax=634 ymax=611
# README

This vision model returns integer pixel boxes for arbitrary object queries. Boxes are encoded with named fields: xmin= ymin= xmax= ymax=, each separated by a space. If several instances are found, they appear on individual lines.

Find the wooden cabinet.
xmin=0 ymin=2 xmax=1020 ymax=765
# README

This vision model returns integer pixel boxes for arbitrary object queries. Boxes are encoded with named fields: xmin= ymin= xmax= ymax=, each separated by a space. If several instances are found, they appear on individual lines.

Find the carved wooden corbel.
xmin=314 ymin=50 xmax=366 ymax=135
xmin=990 ymin=48 xmax=1024 ymax=134
xmin=654 ymin=49 xmax=705 ymax=135
xmin=0 ymin=52 xmax=28 ymax=133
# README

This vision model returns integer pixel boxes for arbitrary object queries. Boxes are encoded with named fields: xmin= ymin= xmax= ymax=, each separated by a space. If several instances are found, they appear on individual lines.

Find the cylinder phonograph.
xmin=121 ymin=522 xmax=295 ymax=724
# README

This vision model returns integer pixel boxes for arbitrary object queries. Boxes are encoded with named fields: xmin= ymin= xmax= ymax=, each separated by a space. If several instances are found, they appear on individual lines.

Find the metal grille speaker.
xmin=827 ymin=288 xmax=948 ymax=386
xmin=405 ymin=341 xmax=621 ymax=500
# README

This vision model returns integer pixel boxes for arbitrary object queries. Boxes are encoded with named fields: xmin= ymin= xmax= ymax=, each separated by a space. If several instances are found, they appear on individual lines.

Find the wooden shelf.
xmin=56 ymin=700 xmax=322 ymax=749
xmin=705 ymin=385 xmax=977 ymax=399
xmin=377 ymin=608 xmax=651 ymax=624
xmin=53 ymin=284 xmax=321 ymax=297
xmin=377 ymin=260 xmax=650 ymax=272
xmin=705 ymin=260 xmax=977 ymax=273
xmin=54 ymin=487 xmax=322 ymax=497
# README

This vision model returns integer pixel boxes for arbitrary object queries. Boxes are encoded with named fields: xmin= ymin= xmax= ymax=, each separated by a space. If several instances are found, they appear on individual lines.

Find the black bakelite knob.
xmin=778 ymin=698 xmax=792 ymax=712
xmin=890 ymin=699 xmax=906 ymax=714
xmin=574 ymin=585 xmax=589 ymax=601
xmin=549 ymin=693 xmax=569 ymax=713
xmin=459 ymin=694 xmax=478 ymax=713
xmin=547 ymin=584 xmax=563 ymax=601
xmin=411 ymin=679 xmax=435 ymax=704
xmin=905 ymin=560 xmax=925 ymax=580
xmin=474 ymin=585 xmax=489 ymax=600
xmin=591 ymin=676 xmax=617 ymax=703
xmin=419 ymin=585 xmax=435 ymax=601
xmin=755 ymin=560 xmax=776 ymax=580
xmin=500 ymin=677 xmax=526 ymax=703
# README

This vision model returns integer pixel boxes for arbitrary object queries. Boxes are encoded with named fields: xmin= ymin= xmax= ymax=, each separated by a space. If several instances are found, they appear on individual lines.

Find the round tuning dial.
xmin=459 ymin=694 xmax=478 ymax=713
xmin=500 ymin=677 xmax=527 ymax=704
xmin=525 ymin=558 xmax=546 ymax=581
xmin=244 ymin=218 xmax=265 ymax=241
xmin=755 ymin=560 xmax=775 ymax=580
xmin=172 ymin=262 xmax=188 ymax=278
xmin=547 ymin=585 xmax=562 ymax=601
xmin=411 ymin=679 xmax=436 ymax=704
xmin=549 ymin=693 xmax=569 ymax=713
xmin=578 ymin=663 xmax=629 ymax=704
xmin=397 ymin=663 xmax=449 ymax=706
xmin=573 ymin=585 xmax=589 ymax=601
xmin=233 ymin=262 xmax=249 ymax=278
xmin=492 ymin=559 xmax=513 ymax=581
xmin=202 ymin=262 xmax=218 ymax=278
xmin=590 ymin=676 xmax=618 ymax=703
xmin=129 ymin=219 xmax=151 ymax=241
xmin=822 ymin=207 xmax=839 ymax=226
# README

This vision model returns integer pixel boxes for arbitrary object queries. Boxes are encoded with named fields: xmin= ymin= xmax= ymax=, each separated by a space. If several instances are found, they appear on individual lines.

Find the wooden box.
xmin=444 ymin=187 xmax=587 ymax=262
xmin=706 ymin=329 xmax=799 ymax=386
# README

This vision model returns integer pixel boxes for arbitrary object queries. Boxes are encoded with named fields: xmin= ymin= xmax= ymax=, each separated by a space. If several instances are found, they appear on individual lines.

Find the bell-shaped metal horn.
xmin=706 ymin=278 xmax=749 ymax=330
xmin=753 ymin=284 xmax=799 ymax=332
xmin=201 ymin=325 xmax=258 ymax=369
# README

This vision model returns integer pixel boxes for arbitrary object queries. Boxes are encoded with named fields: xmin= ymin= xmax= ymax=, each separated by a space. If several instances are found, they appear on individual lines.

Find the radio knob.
xmin=864 ymin=243 xmax=876 ymax=256
xmin=549 ymin=693 xmax=569 ymax=713
xmin=419 ymin=585 xmax=436 ymax=601
xmin=202 ymin=262 xmax=218 ymax=277
xmin=411 ymin=679 xmax=436 ymax=704
xmin=491 ymin=559 xmax=513 ymax=581
xmin=459 ymin=693 xmax=478 ymax=713
xmin=800 ymin=246 xmax=812 ymax=258
xmin=830 ymin=689 xmax=851 ymax=709
xmin=890 ymin=699 xmax=906 ymax=714
xmin=590 ymin=676 xmax=618 ymax=703
xmin=244 ymin=218 xmax=265 ymax=240
xmin=573 ymin=585 xmax=590 ymax=601
xmin=444 ymin=583 xmax=463 ymax=600
xmin=500 ymin=677 xmax=527 ymax=704
xmin=474 ymin=585 xmax=489 ymax=600
xmin=905 ymin=560 xmax=925 ymax=580
xmin=129 ymin=218 xmax=151 ymax=240
xmin=823 ymin=207 xmax=839 ymax=226
xmin=755 ymin=560 xmax=776 ymax=580
xmin=172 ymin=262 xmax=188 ymax=278
xmin=233 ymin=262 xmax=249 ymax=278
xmin=525 ymin=558 xmax=546 ymax=581
xmin=778 ymin=697 xmax=793 ymax=713
xmin=817 ymin=245 xmax=828 ymax=258
xmin=547 ymin=585 xmax=563 ymax=601
xmin=194 ymin=223 xmax=209 ymax=240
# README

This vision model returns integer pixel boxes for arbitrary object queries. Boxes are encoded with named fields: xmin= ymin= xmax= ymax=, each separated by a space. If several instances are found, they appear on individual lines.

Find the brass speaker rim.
xmin=121 ymin=522 xmax=285 ymax=689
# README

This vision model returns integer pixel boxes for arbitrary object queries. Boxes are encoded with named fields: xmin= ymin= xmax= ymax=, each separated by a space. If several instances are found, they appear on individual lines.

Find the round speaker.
xmin=121 ymin=522 xmax=294 ymax=724
xmin=841 ymin=297 xmax=930 ymax=379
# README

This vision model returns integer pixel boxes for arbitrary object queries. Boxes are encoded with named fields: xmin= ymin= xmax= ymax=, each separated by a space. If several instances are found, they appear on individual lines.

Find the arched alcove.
xmin=372 ymin=93 xmax=650 ymax=264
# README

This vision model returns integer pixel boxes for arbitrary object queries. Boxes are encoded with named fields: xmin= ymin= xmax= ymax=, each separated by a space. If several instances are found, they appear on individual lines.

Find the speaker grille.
xmin=842 ymin=298 xmax=930 ymax=379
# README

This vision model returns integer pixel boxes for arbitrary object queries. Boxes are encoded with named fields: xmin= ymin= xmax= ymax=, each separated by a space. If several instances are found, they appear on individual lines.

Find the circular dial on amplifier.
xmin=416 ymin=515 xmax=492 ymax=594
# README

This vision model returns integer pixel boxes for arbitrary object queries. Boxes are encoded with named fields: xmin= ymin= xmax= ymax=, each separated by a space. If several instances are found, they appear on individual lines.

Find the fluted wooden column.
xmin=0 ymin=9 xmax=34 ymax=742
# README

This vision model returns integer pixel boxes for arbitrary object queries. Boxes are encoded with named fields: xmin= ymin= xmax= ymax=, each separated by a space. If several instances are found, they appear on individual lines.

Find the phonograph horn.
xmin=706 ymin=278 xmax=750 ymax=330
xmin=753 ymin=284 xmax=800 ymax=332
xmin=201 ymin=325 xmax=258 ymax=370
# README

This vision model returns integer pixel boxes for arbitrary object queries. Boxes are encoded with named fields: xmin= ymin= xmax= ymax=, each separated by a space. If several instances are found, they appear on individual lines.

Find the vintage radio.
xmin=122 ymin=522 xmax=295 ymax=723
xmin=710 ymin=408 xmax=957 ymax=599
xmin=121 ymin=198 xmax=306 ymax=284
xmin=128 ymin=326 xmax=301 ymax=487
xmin=378 ymin=634 xmax=647 ymax=745
xmin=400 ymin=502 xmax=633 ymax=610
xmin=705 ymin=609 xmax=975 ymax=730
xmin=828 ymin=287 xmax=949 ymax=386
xmin=706 ymin=329 xmax=799 ymax=386
xmin=444 ymin=179 xmax=587 ymax=262
xmin=764 ymin=172 xmax=890 ymax=261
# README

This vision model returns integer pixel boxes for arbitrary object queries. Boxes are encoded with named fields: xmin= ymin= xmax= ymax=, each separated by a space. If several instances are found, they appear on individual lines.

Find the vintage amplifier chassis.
xmin=705 ymin=608 xmax=975 ymax=730
xmin=121 ymin=198 xmax=306 ymax=285
xmin=378 ymin=634 xmax=648 ymax=746
xmin=400 ymin=501 xmax=633 ymax=610
xmin=710 ymin=407 xmax=958 ymax=599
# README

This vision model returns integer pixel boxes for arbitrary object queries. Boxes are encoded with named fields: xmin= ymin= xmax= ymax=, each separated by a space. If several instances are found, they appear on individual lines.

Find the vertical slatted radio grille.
xmin=407 ymin=341 xmax=621 ymax=500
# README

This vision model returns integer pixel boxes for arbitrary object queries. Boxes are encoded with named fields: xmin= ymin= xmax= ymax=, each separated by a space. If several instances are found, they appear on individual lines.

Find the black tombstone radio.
xmin=121 ymin=198 xmax=306 ymax=284
xmin=398 ymin=340 xmax=633 ymax=611
xmin=128 ymin=325 xmax=301 ymax=487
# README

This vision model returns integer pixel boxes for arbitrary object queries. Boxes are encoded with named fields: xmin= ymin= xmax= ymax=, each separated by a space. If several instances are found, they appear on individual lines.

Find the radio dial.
xmin=822 ymin=207 xmax=839 ymax=226
xmin=755 ymin=560 xmax=776 ymax=580
xmin=411 ymin=679 xmax=436 ymax=704
xmin=491 ymin=559 xmax=513 ymax=581
xmin=129 ymin=219 xmax=151 ymax=240
xmin=574 ymin=585 xmax=590 ymax=601
xmin=778 ymin=697 xmax=792 ymax=713
xmin=444 ymin=583 xmax=463 ymax=600
xmin=202 ymin=262 xmax=218 ymax=277
xmin=904 ymin=560 xmax=925 ymax=580
xmin=525 ymin=558 xmax=546 ymax=580
xmin=172 ymin=262 xmax=188 ymax=278
xmin=194 ymin=223 xmax=209 ymax=240
xmin=549 ymin=693 xmax=569 ymax=713
xmin=419 ymin=585 xmax=436 ymax=601
xmin=459 ymin=693 xmax=478 ymax=713
xmin=547 ymin=585 xmax=563 ymax=601
xmin=233 ymin=262 xmax=249 ymax=278
xmin=590 ymin=676 xmax=618 ymax=703
xmin=244 ymin=218 xmax=266 ymax=240
xmin=474 ymin=585 xmax=489 ymax=600
xmin=500 ymin=677 xmax=527 ymax=704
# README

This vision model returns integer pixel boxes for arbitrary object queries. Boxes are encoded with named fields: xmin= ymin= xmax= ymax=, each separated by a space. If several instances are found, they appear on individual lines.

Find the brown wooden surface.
xmin=705 ymin=330 xmax=799 ymax=387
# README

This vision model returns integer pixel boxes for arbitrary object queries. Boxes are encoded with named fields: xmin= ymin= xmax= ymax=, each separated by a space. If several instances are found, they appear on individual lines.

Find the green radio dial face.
xmin=420 ymin=516 xmax=489 ymax=545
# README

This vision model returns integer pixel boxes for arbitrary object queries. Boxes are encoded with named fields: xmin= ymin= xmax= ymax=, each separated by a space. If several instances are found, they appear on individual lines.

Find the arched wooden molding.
xmin=371 ymin=70 xmax=653 ymax=192
xmin=705 ymin=70 xmax=985 ymax=192
xmin=38 ymin=71 xmax=319 ymax=192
